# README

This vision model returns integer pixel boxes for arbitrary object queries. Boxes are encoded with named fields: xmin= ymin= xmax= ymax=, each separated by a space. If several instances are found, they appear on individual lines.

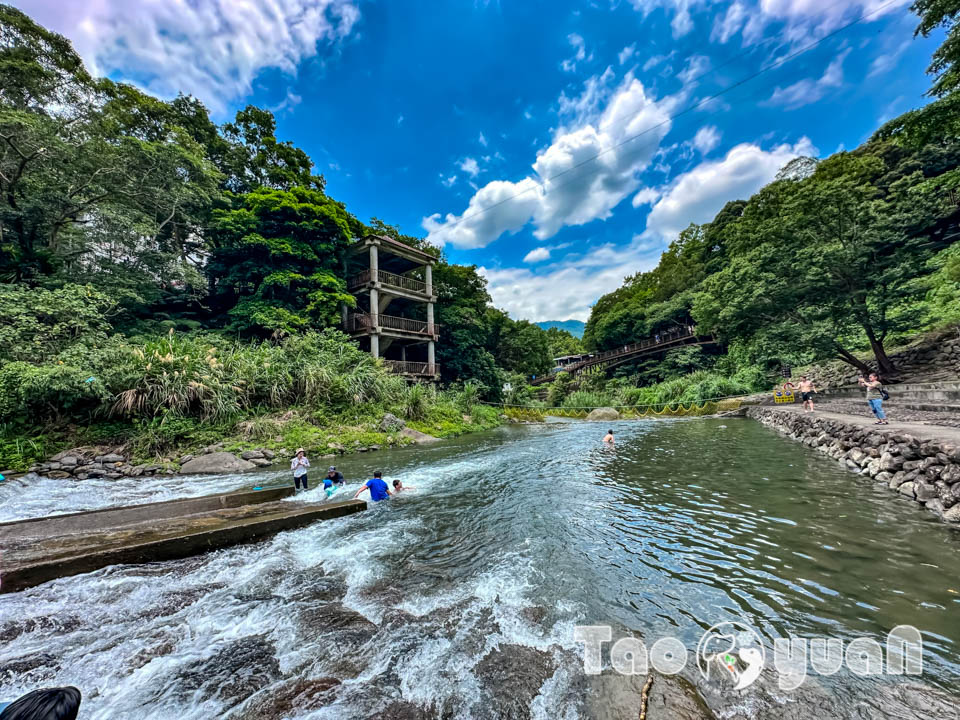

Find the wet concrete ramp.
xmin=0 ymin=489 xmax=365 ymax=594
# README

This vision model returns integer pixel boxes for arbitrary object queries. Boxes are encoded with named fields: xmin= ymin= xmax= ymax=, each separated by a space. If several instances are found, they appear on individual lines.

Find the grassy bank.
xmin=0 ymin=329 xmax=502 ymax=472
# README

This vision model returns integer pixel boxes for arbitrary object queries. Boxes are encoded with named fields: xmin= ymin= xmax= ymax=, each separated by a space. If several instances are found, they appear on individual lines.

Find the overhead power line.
xmin=431 ymin=0 xmax=907 ymax=235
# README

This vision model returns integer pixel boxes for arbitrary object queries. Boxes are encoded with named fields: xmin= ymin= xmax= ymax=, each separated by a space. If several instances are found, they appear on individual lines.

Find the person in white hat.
xmin=290 ymin=448 xmax=310 ymax=492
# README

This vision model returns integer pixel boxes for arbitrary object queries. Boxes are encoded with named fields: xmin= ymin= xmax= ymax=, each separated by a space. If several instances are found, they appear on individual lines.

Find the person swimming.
xmin=602 ymin=429 xmax=614 ymax=444
xmin=392 ymin=479 xmax=415 ymax=492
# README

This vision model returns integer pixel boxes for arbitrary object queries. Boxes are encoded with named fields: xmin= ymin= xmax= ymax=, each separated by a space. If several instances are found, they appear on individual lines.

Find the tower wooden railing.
xmin=345 ymin=312 xmax=438 ymax=336
xmin=348 ymin=269 xmax=428 ymax=296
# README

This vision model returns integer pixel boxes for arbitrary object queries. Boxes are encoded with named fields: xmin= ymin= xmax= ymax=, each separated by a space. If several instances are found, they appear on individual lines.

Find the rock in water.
xmin=475 ymin=644 xmax=557 ymax=719
xmin=179 ymin=451 xmax=256 ymax=474
xmin=586 ymin=407 xmax=620 ymax=421
xmin=400 ymin=427 xmax=439 ymax=444
xmin=380 ymin=412 xmax=406 ymax=432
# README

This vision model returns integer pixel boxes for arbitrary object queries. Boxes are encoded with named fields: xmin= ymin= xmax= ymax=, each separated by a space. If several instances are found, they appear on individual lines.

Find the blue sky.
xmin=20 ymin=0 xmax=940 ymax=322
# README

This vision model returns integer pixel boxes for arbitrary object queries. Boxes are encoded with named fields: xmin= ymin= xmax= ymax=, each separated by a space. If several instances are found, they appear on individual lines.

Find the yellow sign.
xmin=773 ymin=389 xmax=796 ymax=404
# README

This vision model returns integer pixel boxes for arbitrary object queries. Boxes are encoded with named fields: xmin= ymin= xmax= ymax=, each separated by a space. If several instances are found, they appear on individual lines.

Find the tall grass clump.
xmin=561 ymin=390 xmax=615 ymax=409
xmin=106 ymin=328 xmax=408 ymax=421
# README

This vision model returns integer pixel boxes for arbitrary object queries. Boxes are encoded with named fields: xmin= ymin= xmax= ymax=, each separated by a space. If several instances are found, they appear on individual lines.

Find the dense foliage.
xmin=0 ymin=7 xmax=555 ymax=391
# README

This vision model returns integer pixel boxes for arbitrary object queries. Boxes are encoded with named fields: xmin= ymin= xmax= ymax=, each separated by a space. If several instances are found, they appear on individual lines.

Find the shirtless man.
xmin=603 ymin=429 xmax=614 ymax=445
xmin=798 ymin=376 xmax=817 ymax=413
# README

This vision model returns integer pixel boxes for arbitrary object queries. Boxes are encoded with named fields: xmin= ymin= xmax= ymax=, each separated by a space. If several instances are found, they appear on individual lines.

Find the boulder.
xmin=260 ymin=449 xmax=275 ymax=460
xmin=897 ymin=482 xmax=916 ymax=498
xmin=178 ymin=454 xmax=194 ymax=465
xmin=399 ymin=427 xmax=440 ymax=444
xmin=943 ymin=505 xmax=960 ymax=523
xmin=46 ymin=470 xmax=72 ymax=480
xmin=240 ymin=450 xmax=265 ymax=460
xmin=585 ymin=407 xmax=620 ymax=421
xmin=939 ymin=464 xmax=960 ymax=484
xmin=179 ymin=452 xmax=256 ymax=475
xmin=379 ymin=412 xmax=406 ymax=432
xmin=249 ymin=458 xmax=273 ymax=467
xmin=201 ymin=443 xmax=224 ymax=455
xmin=99 ymin=453 xmax=125 ymax=464
xmin=59 ymin=456 xmax=79 ymax=467
xmin=877 ymin=452 xmax=902 ymax=473
xmin=915 ymin=482 xmax=939 ymax=501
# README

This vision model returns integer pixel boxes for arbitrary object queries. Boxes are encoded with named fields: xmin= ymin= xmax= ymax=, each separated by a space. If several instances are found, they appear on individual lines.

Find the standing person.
xmin=290 ymin=448 xmax=310 ymax=492
xmin=603 ymin=429 xmax=615 ymax=445
xmin=798 ymin=376 xmax=817 ymax=413
xmin=354 ymin=470 xmax=392 ymax=502
xmin=859 ymin=373 xmax=889 ymax=425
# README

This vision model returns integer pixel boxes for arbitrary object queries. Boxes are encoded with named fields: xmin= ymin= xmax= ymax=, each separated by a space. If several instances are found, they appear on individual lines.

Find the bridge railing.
xmin=531 ymin=326 xmax=699 ymax=385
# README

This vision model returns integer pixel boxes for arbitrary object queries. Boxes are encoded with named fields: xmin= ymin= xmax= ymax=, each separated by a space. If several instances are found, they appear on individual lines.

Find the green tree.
xmin=912 ymin=0 xmax=960 ymax=97
xmin=544 ymin=326 xmax=584 ymax=357
xmin=207 ymin=186 xmax=355 ymax=337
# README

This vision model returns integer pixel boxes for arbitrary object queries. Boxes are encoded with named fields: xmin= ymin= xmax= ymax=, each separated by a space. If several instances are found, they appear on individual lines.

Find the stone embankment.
xmin=748 ymin=407 xmax=960 ymax=523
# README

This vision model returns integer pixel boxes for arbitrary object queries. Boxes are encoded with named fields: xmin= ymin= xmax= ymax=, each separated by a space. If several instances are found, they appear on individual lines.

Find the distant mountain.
xmin=536 ymin=320 xmax=585 ymax=338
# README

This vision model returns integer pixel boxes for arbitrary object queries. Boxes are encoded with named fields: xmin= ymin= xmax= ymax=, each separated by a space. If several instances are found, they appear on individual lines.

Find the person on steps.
xmin=859 ymin=373 xmax=889 ymax=425
xmin=798 ymin=376 xmax=817 ymax=413
xmin=291 ymin=448 xmax=310 ymax=492
xmin=354 ymin=470 xmax=393 ymax=502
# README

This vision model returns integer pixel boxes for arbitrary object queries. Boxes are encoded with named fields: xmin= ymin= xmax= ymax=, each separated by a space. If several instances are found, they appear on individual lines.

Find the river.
xmin=1 ymin=418 xmax=959 ymax=719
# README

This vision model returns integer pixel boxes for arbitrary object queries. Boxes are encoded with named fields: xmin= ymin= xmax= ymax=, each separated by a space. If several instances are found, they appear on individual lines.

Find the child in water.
xmin=392 ymin=479 xmax=415 ymax=492
xmin=602 ymin=429 xmax=614 ymax=445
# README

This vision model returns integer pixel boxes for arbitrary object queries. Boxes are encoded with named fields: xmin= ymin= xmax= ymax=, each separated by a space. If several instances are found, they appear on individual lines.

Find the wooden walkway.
xmin=533 ymin=327 xmax=717 ymax=386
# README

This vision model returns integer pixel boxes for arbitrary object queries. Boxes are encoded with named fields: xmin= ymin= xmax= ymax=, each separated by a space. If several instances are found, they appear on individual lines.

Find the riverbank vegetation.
xmin=0 ymin=6 xmax=568 ymax=470
xmin=578 ymin=2 xmax=960 ymax=399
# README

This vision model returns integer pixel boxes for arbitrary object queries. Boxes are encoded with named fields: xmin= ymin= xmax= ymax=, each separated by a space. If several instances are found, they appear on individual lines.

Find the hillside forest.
xmin=3 ymin=3 xmax=960 ymax=466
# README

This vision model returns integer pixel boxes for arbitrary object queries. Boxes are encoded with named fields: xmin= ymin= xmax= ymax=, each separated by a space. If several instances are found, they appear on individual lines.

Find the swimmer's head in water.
xmin=393 ymin=479 xmax=401 ymax=488
xmin=608 ymin=429 xmax=613 ymax=434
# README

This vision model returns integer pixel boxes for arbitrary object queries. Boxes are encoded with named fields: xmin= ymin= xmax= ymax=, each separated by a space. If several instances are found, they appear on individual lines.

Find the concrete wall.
xmin=748 ymin=407 xmax=960 ymax=523
xmin=0 ymin=487 xmax=294 ymax=540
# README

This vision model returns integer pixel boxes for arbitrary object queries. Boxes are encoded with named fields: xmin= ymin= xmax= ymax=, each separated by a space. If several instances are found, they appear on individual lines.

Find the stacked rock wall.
xmin=747 ymin=407 xmax=960 ymax=523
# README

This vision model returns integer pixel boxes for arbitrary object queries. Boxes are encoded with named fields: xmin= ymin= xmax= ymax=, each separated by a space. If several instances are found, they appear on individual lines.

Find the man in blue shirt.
xmin=354 ymin=470 xmax=392 ymax=502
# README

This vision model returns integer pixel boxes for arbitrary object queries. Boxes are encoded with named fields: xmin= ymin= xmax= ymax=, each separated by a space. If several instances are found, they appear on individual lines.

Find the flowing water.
xmin=1 ymin=418 xmax=959 ymax=719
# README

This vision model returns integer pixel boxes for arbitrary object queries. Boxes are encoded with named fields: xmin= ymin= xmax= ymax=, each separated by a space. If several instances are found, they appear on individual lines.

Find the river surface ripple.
xmin=1 ymin=418 xmax=959 ymax=719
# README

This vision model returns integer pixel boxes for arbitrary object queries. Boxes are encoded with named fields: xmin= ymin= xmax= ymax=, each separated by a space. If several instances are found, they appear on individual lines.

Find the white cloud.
xmin=628 ymin=0 xmax=704 ymax=38
xmin=479 ymin=131 xmax=488 ymax=147
xmin=561 ymin=32 xmax=589 ymax=73
xmin=424 ymin=70 xmax=678 ymax=249
xmin=766 ymin=49 xmax=850 ymax=109
xmin=631 ymin=0 xmax=909 ymax=47
xmin=711 ymin=2 xmax=749 ymax=43
xmin=17 ymin=0 xmax=361 ymax=115
xmin=441 ymin=174 xmax=458 ymax=188
xmin=618 ymin=44 xmax=637 ymax=65
xmin=632 ymin=187 xmax=661 ymax=207
xmin=397 ymin=114 xmax=404 ymax=126
xmin=868 ymin=39 xmax=911 ymax=78
xmin=643 ymin=137 xmax=817 ymax=240
xmin=459 ymin=157 xmax=481 ymax=177
xmin=642 ymin=52 xmax=674 ymax=72
xmin=523 ymin=247 xmax=551 ymax=263
xmin=692 ymin=125 xmax=721 ymax=155
xmin=481 ymin=235 xmax=666 ymax=321
xmin=722 ymin=0 xmax=910 ymax=44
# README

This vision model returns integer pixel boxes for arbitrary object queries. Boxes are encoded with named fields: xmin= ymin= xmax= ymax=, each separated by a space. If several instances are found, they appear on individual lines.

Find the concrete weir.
xmin=0 ymin=488 xmax=366 ymax=594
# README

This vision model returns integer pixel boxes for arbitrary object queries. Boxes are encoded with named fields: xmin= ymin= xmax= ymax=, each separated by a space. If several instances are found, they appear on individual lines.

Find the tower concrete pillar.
xmin=425 ymin=262 xmax=433 ymax=296
xmin=370 ymin=333 xmax=379 ymax=359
